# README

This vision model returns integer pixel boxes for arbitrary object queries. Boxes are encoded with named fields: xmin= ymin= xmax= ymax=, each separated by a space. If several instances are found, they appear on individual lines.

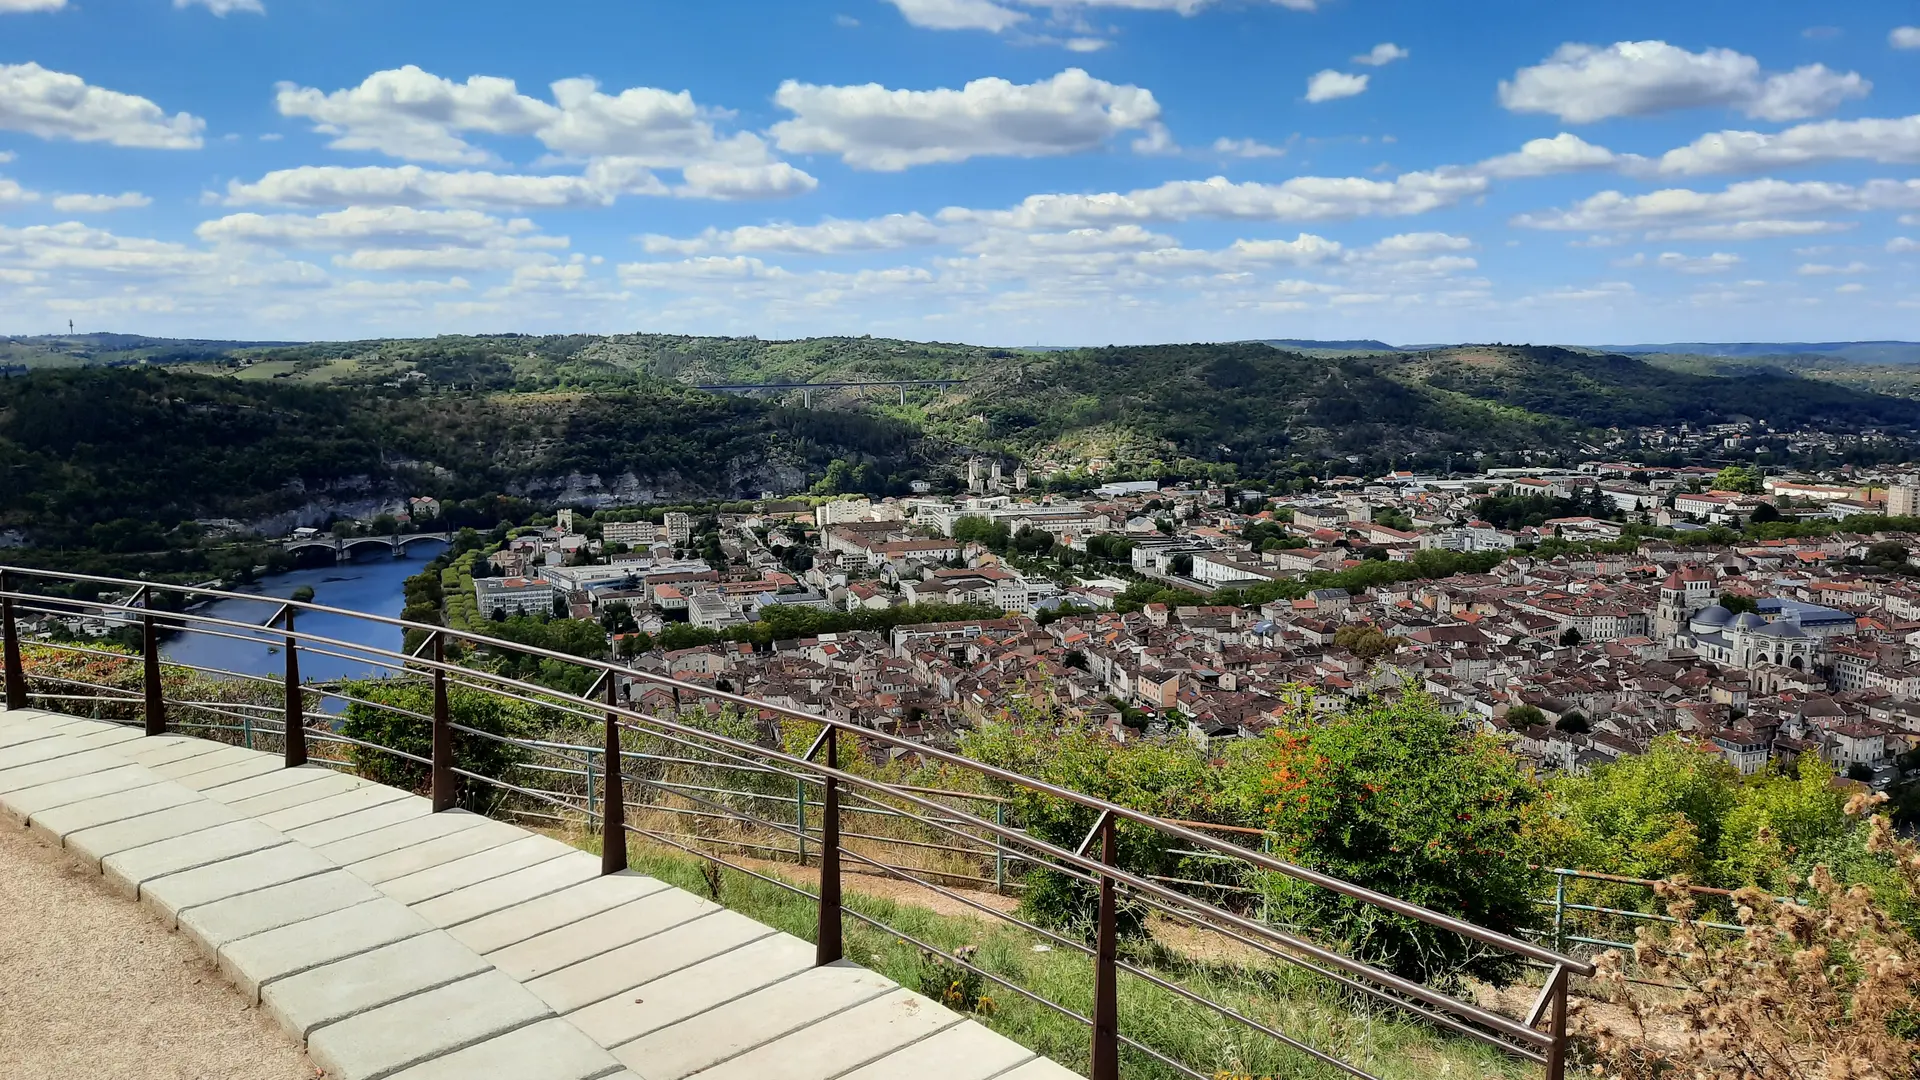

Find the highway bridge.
xmin=690 ymin=379 xmax=966 ymax=407
xmin=280 ymin=531 xmax=453 ymax=559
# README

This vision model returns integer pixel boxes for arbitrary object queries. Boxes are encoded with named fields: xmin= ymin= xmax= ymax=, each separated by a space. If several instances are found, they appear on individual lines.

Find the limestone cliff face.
xmin=244 ymin=458 xmax=813 ymax=534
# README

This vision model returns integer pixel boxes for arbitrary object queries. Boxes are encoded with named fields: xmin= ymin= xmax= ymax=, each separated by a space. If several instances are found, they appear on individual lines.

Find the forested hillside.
xmin=3 ymin=335 xmax=1916 ymax=546
xmin=0 ymin=369 xmax=931 ymax=545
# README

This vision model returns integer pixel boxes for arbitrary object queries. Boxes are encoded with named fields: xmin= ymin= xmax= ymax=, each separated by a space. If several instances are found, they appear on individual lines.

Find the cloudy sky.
xmin=2 ymin=0 xmax=1917 ymax=345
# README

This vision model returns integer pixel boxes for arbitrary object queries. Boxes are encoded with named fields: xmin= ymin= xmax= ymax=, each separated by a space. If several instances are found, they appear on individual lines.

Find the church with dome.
xmin=1653 ymin=565 xmax=1821 ymax=672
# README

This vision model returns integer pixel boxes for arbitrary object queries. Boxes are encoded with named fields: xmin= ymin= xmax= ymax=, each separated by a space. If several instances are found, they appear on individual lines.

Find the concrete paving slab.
xmin=101 ymin=817 xmax=289 ymax=899
xmin=65 ymin=725 xmax=147 ymax=750
xmin=287 ymin=793 xmax=431 ymax=848
xmin=692 ymin=988 xmax=962 ymax=1080
xmin=314 ymin=808 xmax=491 ymax=867
xmin=526 ymin=910 xmax=779 ymax=1014
xmin=262 ymin=930 xmax=492 ymax=1040
xmin=567 ymin=933 xmax=820 ymax=1047
xmin=376 ymin=833 xmax=574 ymax=905
xmin=63 ymin=798 xmax=239 ymax=869
xmin=0 ymin=707 xmax=69 ymax=727
xmin=1 ymin=763 xmax=161 ymax=821
xmin=412 ymin=850 xmax=602 ymax=928
xmin=172 ymin=754 xmax=288 ymax=791
xmin=506 ymin=892 xmax=741 ymax=993
xmin=141 ymin=841 xmax=337 ymax=926
xmin=148 ymin=743 xmax=271 ymax=780
xmin=379 ymin=1018 xmax=627 ymax=1080
xmin=219 ymin=897 xmax=433 ymax=1002
xmin=195 ymin=762 xmax=339 ymax=805
xmin=992 ymin=1056 xmax=1084 ymax=1080
xmin=0 ymin=747 xmax=138 ymax=792
xmin=0 ymin=734 xmax=96 ymax=771
xmin=116 ymin=734 xmax=231 ymax=768
xmin=27 ymin=780 xmax=201 ymax=844
xmin=2 ymin=715 xmax=113 ymax=738
xmin=305 ymin=969 xmax=552 ymax=1080
xmin=0 ymin=726 xmax=77 ymax=754
xmin=221 ymin=770 xmax=372 ymax=818
xmin=179 ymin=869 xmax=384 ymax=953
xmin=838 ymin=1021 xmax=1037 ymax=1080
xmin=255 ymin=784 xmax=411 ymax=833
xmin=448 ymin=870 xmax=670 ymax=956
xmin=603 ymin=962 xmax=897 ymax=1076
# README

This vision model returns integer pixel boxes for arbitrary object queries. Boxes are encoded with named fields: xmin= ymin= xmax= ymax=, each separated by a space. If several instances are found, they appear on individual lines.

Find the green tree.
xmin=1506 ymin=704 xmax=1546 ymax=728
xmin=1249 ymin=691 xmax=1543 ymax=985
xmin=1713 ymin=465 xmax=1763 ymax=494
xmin=1559 ymin=627 xmax=1583 ymax=647
xmin=339 ymin=682 xmax=533 ymax=810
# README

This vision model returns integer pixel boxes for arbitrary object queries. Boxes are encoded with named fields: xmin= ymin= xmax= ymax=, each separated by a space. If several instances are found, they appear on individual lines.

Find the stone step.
xmin=262 ymin=930 xmax=492 ymax=1040
xmin=605 ymin=962 xmax=899 ymax=1079
xmin=305 ymin=969 xmax=553 ymax=1080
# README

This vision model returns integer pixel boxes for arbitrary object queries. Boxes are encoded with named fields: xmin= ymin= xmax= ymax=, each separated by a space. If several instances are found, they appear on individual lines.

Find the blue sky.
xmin=1 ymin=0 xmax=1917 ymax=345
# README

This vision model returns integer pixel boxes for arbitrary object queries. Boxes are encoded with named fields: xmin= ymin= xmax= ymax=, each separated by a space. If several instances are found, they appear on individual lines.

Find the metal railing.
xmin=0 ymin=564 xmax=1593 ymax=1080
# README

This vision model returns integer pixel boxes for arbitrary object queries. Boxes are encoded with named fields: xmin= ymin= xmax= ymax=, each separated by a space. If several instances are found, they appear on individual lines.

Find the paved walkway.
xmin=0 ymin=708 xmax=1075 ymax=1080
xmin=0 ymin=816 xmax=316 ymax=1079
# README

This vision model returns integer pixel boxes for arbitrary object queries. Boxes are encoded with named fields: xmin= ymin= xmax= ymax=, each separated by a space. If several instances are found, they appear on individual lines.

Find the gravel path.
xmin=0 ymin=824 xmax=317 ymax=1080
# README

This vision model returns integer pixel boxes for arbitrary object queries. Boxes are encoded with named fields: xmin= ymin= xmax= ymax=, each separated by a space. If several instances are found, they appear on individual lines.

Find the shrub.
xmin=1578 ymin=794 xmax=1920 ymax=1078
xmin=1246 ymin=690 xmax=1543 ymax=986
xmin=338 ymin=680 xmax=534 ymax=810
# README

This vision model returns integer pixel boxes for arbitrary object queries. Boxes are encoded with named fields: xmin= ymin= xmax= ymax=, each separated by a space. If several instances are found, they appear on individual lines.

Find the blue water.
xmin=161 ymin=541 xmax=447 ymax=684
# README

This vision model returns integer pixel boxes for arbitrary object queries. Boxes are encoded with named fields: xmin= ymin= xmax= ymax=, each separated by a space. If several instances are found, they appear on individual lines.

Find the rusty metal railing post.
xmin=431 ymin=632 xmax=454 ymax=811
xmin=602 ymin=672 xmax=627 ymax=875
xmin=142 ymin=611 xmax=164 ymax=736
xmin=283 ymin=607 xmax=306 ymax=766
xmin=1544 ymin=963 xmax=1570 ymax=1080
xmin=1 ymin=568 xmax=25 ymax=711
xmin=1092 ymin=812 xmax=1120 ymax=1080
xmin=815 ymin=725 xmax=842 ymax=966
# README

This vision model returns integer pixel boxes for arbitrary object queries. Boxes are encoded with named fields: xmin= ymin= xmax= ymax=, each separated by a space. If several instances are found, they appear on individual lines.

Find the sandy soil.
xmin=0 ymin=824 xmax=318 ymax=1080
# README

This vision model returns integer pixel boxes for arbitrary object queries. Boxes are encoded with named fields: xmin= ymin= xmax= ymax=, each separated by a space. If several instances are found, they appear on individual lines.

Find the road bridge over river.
xmin=280 ymin=531 xmax=452 ymax=560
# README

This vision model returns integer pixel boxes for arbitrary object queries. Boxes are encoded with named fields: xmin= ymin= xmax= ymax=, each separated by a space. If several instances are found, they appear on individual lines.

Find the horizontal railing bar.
xmin=1 ymin=564 xmax=1591 ymax=1060
xmin=1 ymin=566 xmax=1591 ymax=974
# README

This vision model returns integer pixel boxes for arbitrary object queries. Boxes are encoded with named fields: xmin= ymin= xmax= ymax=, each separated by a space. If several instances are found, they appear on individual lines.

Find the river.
xmin=161 ymin=541 xmax=448 ymax=684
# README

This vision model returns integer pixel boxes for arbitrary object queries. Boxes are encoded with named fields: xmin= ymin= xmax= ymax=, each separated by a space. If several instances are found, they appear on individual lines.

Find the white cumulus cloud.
xmin=642 ymin=214 xmax=946 ymax=256
xmin=1891 ymin=27 xmax=1920 ymax=49
xmin=196 ymin=206 xmax=562 ymax=252
xmin=674 ymin=162 xmax=819 ymax=200
xmin=0 ymin=63 xmax=204 ymax=149
xmin=0 ymin=0 xmax=66 ymax=11
xmin=51 ymin=192 xmax=151 ymax=212
xmin=1499 ymin=41 xmax=1869 ymax=123
xmin=1470 ymin=133 xmax=1640 ymax=178
xmin=1654 ymin=114 xmax=1920 ymax=174
xmin=1513 ymin=178 xmax=1920 ymax=231
xmin=1212 ymin=137 xmax=1288 ymax=158
xmin=941 ymin=170 xmax=1487 ymax=229
xmin=1353 ymin=43 xmax=1409 ymax=67
xmin=885 ymin=0 xmax=1027 ymax=31
xmin=1304 ymin=70 xmax=1368 ymax=103
xmin=769 ymin=68 xmax=1166 ymax=170
xmin=223 ymin=165 xmax=622 ymax=209
xmin=275 ymin=66 xmax=785 ymax=175
xmin=175 ymin=0 xmax=263 ymax=14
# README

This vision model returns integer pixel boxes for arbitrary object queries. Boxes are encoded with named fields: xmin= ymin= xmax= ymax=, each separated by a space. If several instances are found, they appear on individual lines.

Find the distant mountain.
xmin=1256 ymin=339 xmax=1401 ymax=354
xmin=1600 ymin=341 xmax=1920 ymax=365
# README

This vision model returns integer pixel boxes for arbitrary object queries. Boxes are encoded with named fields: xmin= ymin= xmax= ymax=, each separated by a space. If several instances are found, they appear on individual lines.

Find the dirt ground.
xmin=0 ymin=824 xmax=318 ymax=1080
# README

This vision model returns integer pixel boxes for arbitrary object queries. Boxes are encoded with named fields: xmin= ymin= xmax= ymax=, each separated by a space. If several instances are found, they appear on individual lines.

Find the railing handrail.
xmin=0 ymin=562 xmax=1587 ymax=1079
xmin=0 ymin=563 xmax=1592 ymax=975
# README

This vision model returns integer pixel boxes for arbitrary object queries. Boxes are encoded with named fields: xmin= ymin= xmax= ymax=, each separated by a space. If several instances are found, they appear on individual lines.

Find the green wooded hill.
xmin=2 ymin=335 xmax=1914 ymax=543
xmin=0 ymin=368 xmax=925 ymax=545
